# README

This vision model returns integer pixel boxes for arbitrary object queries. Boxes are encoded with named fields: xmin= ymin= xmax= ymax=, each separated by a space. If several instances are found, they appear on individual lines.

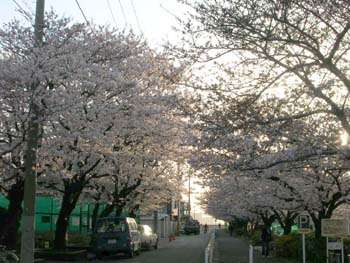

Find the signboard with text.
xmin=321 ymin=219 xmax=349 ymax=237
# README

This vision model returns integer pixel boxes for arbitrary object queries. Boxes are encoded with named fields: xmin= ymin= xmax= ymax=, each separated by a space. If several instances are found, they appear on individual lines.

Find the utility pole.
xmin=176 ymin=163 xmax=181 ymax=235
xmin=153 ymin=210 xmax=158 ymax=235
xmin=188 ymin=172 xmax=191 ymax=219
xmin=20 ymin=1 xmax=45 ymax=262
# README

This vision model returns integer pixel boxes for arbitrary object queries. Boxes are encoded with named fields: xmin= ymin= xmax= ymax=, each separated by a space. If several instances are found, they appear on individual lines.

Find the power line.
xmin=20 ymin=0 xmax=34 ymax=15
xmin=160 ymin=2 xmax=181 ymax=22
xmin=106 ymin=0 xmax=118 ymax=28
xmin=130 ymin=0 xmax=143 ymax=34
xmin=118 ymin=0 xmax=128 ymax=28
xmin=12 ymin=0 xmax=33 ymax=22
xmin=75 ymin=0 xmax=95 ymax=33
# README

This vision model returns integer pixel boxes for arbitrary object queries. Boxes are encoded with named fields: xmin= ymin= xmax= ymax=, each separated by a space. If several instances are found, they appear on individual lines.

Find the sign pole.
xmin=326 ymin=237 xmax=329 ymax=263
xmin=298 ymin=214 xmax=310 ymax=263
xmin=249 ymin=244 xmax=253 ymax=263
xmin=302 ymin=233 xmax=306 ymax=263
xmin=341 ymin=238 xmax=344 ymax=263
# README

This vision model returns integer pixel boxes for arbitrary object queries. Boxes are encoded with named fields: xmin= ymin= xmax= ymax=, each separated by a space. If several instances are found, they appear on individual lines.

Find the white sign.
xmin=298 ymin=229 xmax=311 ymax=234
xmin=321 ymin=219 xmax=349 ymax=237
xmin=328 ymin=241 xmax=343 ymax=250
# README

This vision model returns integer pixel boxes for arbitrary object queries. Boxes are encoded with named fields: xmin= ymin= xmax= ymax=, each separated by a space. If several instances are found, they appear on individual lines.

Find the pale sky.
xmin=0 ymin=0 xmax=186 ymax=47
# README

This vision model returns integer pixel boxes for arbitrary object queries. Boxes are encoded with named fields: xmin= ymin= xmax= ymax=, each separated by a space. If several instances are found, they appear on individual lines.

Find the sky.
xmin=0 ymin=0 xmax=187 ymax=47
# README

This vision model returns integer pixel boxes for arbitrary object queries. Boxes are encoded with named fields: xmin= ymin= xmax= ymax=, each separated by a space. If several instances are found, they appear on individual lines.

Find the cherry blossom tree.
xmin=174 ymin=0 xmax=350 ymax=239
xmin=0 ymin=11 xmax=186 ymax=249
xmin=178 ymin=0 xmax=350 ymax=137
xmin=192 ymin=113 xmax=350 ymax=237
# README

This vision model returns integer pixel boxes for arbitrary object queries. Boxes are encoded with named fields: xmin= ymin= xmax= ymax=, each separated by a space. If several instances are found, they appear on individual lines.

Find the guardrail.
xmin=204 ymin=230 xmax=216 ymax=263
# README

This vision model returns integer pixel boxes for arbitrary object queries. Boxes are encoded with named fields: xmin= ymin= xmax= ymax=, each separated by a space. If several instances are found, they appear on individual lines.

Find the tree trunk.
xmin=115 ymin=203 xmax=125 ymax=216
xmin=99 ymin=204 xmax=115 ymax=218
xmin=283 ymin=217 xmax=293 ymax=235
xmin=309 ymin=210 xmax=325 ymax=240
xmin=54 ymin=185 xmax=81 ymax=250
xmin=274 ymin=210 xmax=298 ymax=235
xmin=0 ymin=181 xmax=24 ymax=250
xmin=260 ymin=213 xmax=275 ymax=229
xmin=129 ymin=205 xmax=139 ymax=219
xmin=91 ymin=203 xmax=100 ymax=231
xmin=0 ymin=206 xmax=7 ymax=239
xmin=313 ymin=217 xmax=322 ymax=239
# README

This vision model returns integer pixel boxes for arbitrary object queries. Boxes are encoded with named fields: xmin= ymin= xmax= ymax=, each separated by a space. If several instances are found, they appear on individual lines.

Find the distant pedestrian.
xmin=261 ymin=226 xmax=272 ymax=257
xmin=218 ymin=223 xmax=221 ymax=229
xmin=204 ymin=224 xmax=208 ymax=234
xmin=228 ymin=223 xmax=234 ymax=236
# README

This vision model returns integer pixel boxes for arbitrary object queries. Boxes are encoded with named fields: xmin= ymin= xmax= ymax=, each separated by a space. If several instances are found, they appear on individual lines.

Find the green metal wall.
xmin=0 ymin=194 xmax=94 ymax=235
xmin=0 ymin=194 xmax=139 ymax=235
xmin=34 ymin=196 xmax=94 ymax=234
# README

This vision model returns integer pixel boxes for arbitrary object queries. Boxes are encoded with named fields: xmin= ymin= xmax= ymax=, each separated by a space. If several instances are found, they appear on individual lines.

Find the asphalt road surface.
xmin=90 ymin=233 xmax=210 ymax=263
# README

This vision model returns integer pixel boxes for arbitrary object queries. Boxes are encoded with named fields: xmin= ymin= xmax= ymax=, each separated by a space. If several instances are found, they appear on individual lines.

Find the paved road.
xmin=47 ymin=233 xmax=210 ymax=263
xmin=118 ymin=234 xmax=209 ymax=263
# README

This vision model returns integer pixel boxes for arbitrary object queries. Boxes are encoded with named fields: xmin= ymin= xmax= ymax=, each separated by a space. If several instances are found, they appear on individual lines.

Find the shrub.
xmin=274 ymin=232 xmax=327 ymax=263
xmin=275 ymin=232 xmax=301 ymax=258
xmin=343 ymin=237 xmax=350 ymax=255
xmin=250 ymin=230 xmax=262 ymax=246
xmin=305 ymin=234 xmax=326 ymax=263
xmin=234 ymin=228 xmax=246 ymax=236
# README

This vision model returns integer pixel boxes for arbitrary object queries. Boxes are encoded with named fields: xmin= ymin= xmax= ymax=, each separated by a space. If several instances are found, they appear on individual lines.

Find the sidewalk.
xmin=213 ymin=230 xmax=299 ymax=263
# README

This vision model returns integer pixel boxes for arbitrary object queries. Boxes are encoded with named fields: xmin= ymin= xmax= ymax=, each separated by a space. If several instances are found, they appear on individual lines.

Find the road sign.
xmin=298 ymin=215 xmax=310 ymax=233
xmin=322 ymin=219 xmax=349 ymax=237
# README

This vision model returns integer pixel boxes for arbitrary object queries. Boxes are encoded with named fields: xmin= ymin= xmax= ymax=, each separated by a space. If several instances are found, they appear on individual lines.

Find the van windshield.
xmin=96 ymin=218 xmax=127 ymax=233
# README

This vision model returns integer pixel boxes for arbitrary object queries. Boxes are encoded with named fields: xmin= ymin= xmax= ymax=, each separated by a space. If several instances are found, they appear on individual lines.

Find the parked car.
xmin=180 ymin=223 xmax=186 ymax=234
xmin=183 ymin=220 xmax=200 ymax=235
xmin=91 ymin=217 xmax=141 ymax=259
xmin=138 ymin=224 xmax=158 ymax=250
